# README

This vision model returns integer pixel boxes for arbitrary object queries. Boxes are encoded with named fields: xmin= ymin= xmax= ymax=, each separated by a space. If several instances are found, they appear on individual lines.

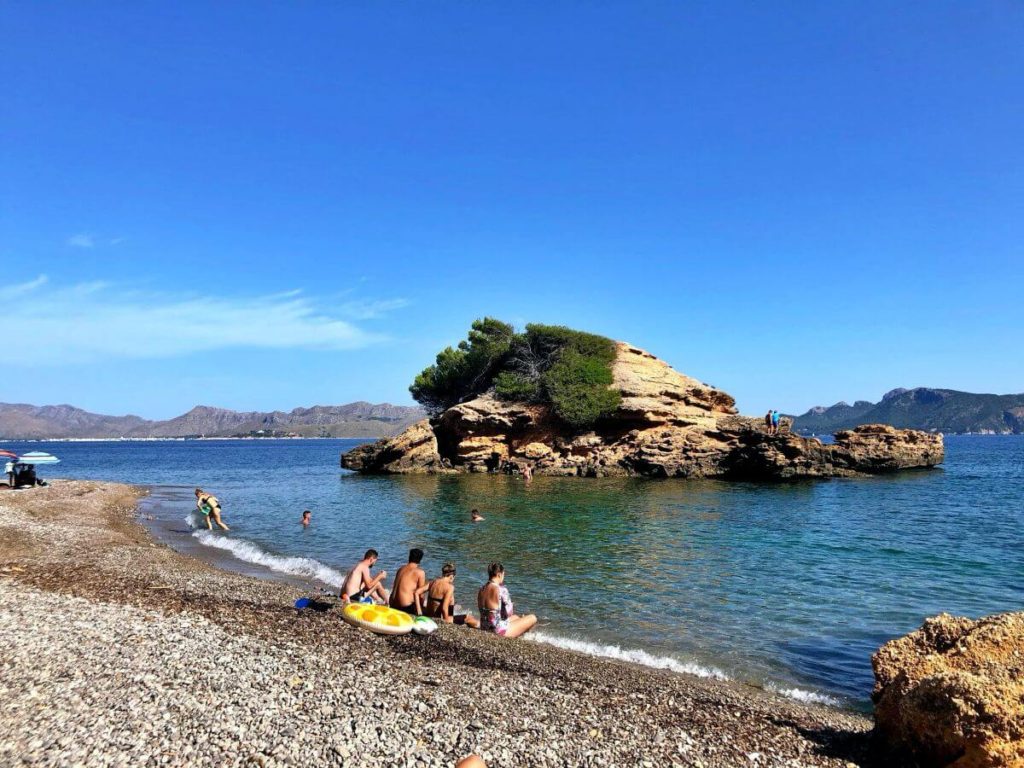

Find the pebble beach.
xmin=0 ymin=481 xmax=880 ymax=767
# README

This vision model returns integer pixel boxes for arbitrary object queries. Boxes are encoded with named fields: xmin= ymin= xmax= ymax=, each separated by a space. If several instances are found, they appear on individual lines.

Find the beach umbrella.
xmin=17 ymin=451 xmax=60 ymax=465
xmin=0 ymin=450 xmax=17 ymax=460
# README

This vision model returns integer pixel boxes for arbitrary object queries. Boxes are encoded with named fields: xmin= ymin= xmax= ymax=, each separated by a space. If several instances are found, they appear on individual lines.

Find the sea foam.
xmin=528 ymin=630 xmax=729 ymax=680
xmin=190 ymin=529 xmax=345 ymax=587
xmin=765 ymin=683 xmax=842 ymax=707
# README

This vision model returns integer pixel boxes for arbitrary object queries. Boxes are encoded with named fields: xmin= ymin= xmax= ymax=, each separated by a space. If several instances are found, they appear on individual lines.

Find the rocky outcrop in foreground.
xmin=872 ymin=611 xmax=1024 ymax=768
xmin=343 ymin=343 xmax=944 ymax=479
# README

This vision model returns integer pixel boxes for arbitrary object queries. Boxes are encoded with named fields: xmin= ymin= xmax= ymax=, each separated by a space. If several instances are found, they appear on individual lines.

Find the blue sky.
xmin=2 ymin=2 xmax=1022 ymax=418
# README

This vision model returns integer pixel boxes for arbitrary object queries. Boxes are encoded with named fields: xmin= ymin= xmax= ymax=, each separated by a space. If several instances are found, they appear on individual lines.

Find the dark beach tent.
xmin=17 ymin=451 xmax=60 ymax=465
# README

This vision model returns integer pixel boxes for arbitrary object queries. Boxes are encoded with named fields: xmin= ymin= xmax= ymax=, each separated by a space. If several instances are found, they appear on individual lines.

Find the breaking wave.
xmin=765 ymin=683 xmax=842 ymax=707
xmin=188 ymin=520 xmax=344 ymax=587
xmin=528 ymin=630 xmax=729 ymax=680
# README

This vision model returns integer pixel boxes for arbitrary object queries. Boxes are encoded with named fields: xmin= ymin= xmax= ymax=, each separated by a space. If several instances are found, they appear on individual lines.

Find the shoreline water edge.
xmin=0 ymin=480 xmax=889 ymax=767
xmin=142 ymin=484 xmax=844 ymax=709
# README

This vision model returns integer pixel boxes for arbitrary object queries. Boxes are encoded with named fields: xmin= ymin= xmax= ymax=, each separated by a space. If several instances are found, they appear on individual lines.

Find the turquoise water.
xmin=7 ymin=435 xmax=1022 ymax=709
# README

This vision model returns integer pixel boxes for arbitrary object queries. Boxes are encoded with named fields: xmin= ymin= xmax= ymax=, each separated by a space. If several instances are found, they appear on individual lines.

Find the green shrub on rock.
xmin=409 ymin=318 xmax=515 ymax=414
xmin=409 ymin=318 xmax=621 ymax=429
xmin=493 ymin=371 xmax=541 ymax=402
xmin=542 ymin=349 xmax=622 ymax=428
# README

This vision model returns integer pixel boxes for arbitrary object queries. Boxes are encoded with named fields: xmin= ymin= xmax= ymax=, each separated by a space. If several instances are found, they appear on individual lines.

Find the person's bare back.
xmin=389 ymin=548 xmax=427 ymax=613
xmin=426 ymin=562 xmax=479 ymax=628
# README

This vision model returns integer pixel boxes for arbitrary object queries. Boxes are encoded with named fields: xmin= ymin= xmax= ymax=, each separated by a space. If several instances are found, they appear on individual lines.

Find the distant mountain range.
xmin=792 ymin=388 xmax=1024 ymax=435
xmin=0 ymin=402 xmax=426 ymax=439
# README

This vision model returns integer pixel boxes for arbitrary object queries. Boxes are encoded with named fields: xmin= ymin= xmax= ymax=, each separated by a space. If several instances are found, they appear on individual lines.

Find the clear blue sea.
xmin=6 ymin=435 xmax=1022 ymax=710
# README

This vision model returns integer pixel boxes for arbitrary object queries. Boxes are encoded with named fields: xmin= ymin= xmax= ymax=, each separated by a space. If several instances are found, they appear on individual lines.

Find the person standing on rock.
xmin=341 ymin=549 xmax=388 ymax=604
xmin=195 ymin=488 xmax=229 ymax=532
xmin=390 ymin=548 xmax=429 ymax=614
xmin=771 ymin=410 xmax=781 ymax=435
xmin=765 ymin=410 xmax=774 ymax=435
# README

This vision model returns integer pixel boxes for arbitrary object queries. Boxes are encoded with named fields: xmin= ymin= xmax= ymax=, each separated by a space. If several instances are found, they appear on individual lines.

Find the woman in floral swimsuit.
xmin=477 ymin=563 xmax=537 ymax=639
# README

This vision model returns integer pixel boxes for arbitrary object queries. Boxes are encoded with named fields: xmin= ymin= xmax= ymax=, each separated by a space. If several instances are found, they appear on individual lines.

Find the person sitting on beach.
xmin=301 ymin=510 xmax=311 ymax=527
xmin=195 ymin=488 xmax=229 ymax=532
xmin=470 ymin=508 xmax=484 ymax=522
xmin=341 ymin=549 xmax=388 ymax=604
xmin=389 ymin=548 xmax=428 ymax=615
xmin=425 ymin=562 xmax=479 ymax=628
xmin=477 ymin=562 xmax=536 ymax=638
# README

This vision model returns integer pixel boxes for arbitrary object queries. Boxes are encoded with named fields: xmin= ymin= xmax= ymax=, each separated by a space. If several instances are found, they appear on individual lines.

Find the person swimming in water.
xmin=195 ymin=488 xmax=229 ymax=532
xmin=425 ymin=562 xmax=479 ymax=628
xmin=470 ymin=508 xmax=484 ymax=522
xmin=301 ymin=510 xmax=311 ymax=527
xmin=477 ymin=563 xmax=536 ymax=638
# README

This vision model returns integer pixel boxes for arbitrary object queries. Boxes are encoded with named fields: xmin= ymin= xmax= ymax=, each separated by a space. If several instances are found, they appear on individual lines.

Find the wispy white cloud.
xmin=1 ymin=277 xmax=405 ymax=365
xmin=66 ymin=233 xmax=96 ymax=249
xmin=338 ymin=297 xmax=411 ymax=320
xmin=0 ymin=274 xmax=49 ymax=301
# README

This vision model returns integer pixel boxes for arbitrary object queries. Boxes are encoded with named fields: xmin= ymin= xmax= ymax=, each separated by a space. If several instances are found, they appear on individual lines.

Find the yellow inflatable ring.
xmin=342 ymin=602 xmax=415 ymax=635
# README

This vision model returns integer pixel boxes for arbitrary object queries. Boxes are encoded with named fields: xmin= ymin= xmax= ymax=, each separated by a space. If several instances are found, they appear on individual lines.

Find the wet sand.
xmin=0 ymin=480 xmax=883 ymax=767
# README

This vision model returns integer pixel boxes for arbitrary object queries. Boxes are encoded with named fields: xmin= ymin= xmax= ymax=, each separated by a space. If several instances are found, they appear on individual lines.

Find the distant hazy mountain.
xmin=792 ymin=388 xmax=1024 ymax=435
xmin=0 ymin=401 xmax=426 ymax=439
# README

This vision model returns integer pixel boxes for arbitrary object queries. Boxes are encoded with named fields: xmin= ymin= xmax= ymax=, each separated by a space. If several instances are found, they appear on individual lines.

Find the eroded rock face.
xmin=341 ymin=342 xmax=944 ymax=479
xmin=834 ymin=423 xmax=946 ymax=472
xmin=872 ymin=611 xmax=1024 ymax=768
xmin=340 ymin=419 xmax=449 ymax=474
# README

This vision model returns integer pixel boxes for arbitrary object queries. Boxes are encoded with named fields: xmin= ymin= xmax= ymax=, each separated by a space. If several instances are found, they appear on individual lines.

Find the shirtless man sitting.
xmin=341 ymin=549 xmax=388 ymax=604
xmin=389 ymin=548 xmax=429 ymax=615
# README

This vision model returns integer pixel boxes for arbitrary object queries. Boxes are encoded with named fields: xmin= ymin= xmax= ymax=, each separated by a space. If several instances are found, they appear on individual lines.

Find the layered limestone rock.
xmin=339 ymin=419 xmax=450 ymax=474
xmin=341 ymin=342 xmax=945 ymax=479
xmin=872 ymin=611 xmax=1024 ymax=768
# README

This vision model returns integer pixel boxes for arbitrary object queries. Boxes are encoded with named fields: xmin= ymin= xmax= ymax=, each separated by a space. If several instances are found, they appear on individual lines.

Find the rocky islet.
xmin=342 ymin=342 xmax=944 ymax=479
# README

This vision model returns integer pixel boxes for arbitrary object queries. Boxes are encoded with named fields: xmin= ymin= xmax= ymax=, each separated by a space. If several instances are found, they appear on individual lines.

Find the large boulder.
xmin=340 ymin=419 xmax=448 ymax=474
xmin=341 ymin=343 xmax=945 ymax=479
xmin=872 ymin=611 xmax=1024 ymax=767
xmin=833 ymin=423 xmax=945 ymax=472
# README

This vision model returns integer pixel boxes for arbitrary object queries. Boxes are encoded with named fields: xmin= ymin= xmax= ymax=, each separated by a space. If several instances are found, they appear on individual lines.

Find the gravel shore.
xmin=0 ymin=481 xmax=880 ymax=767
